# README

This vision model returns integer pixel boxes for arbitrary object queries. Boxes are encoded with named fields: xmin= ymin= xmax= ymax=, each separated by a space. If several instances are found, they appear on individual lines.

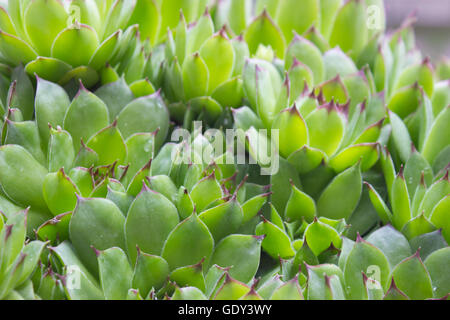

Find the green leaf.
xmin=388 ymin=83 xmax=422 ymax=119
xmin=68 ymin=167 xmax=94 ymax=197
xmin=3 ymin=120 xmax=46 ymax=166
xmin=285 ymin=35 xmax=324 ymax=85
xmin=209 ymin=235 xmax=262 ymax=284
xmin=51 ymin=241 xmax=104 ymax=300
xmin=199 ymin=30 xmax=234 ymax=94
xmin=35 ymin=77 xmax=71 ymax=152
xmin=89 ymin=30 xmax=121 ymax=70
xmin=394 ymin=58 xmax=434 ymax=98
xmin=244 ymin=10 xmax=285 ymax=59
xmin=95 ymin=78 xmax=134 ymax=121
xmin=0 ymin=209 xmax=27 ymax=271
xmin=125 ymin=186 xmax=179 ymax=263
xmin=430 ymin=195 xmax=450 ymax=244
xmin=63 ymin=85 xmax=109 ymax=152
xmin=316 ymin=75 xmax=349 ymax=104
xmin=86 ymin=121 xmax=127 ymax=166
xmin=391 ymin=168 xmax=412 ymax=231
xmin=58 ymin=65 xmax=99 ymax=88
xmin=117 ymin=92 xmax=169 ymax=150
xmin=329 ymin=143 xmax=379 ymax=173
xmin=97 ymin=247 xmax=132 ymax=300
xmin=211 ymin=77 xmax=244 ymax=109
xmin=270 ymin=277 xmax=304 ymax=300
xmin=182 ymin=53 xmax=209 ymax=100
xmin=8 ymin=66 xmax=34 ymax=121
xmin=132 ymin=250 xmax=169 ymax=297
xmin=390 ymin=251 xmax=433 ymax=300
xmin=401 ymin=214 xmax=437 ymax=240
xmin=383 ymin=279 xmax=409 ymax=300
xmin=305 ymin=102 xmax=345 ymax=156
xmin=272 ymin=106 xmax=308 ymax=159
xmin=344 ymin=236 xmax=390 ymax=299
xmin=323 ymin=47 xmax=358 ymax=81
xmin=410 ymin=230 xmax=448 ymax=261
xmin=270 ymin=158 xmax=302 ymax=215
xmin=404 ymin=150 xmax=433 ymax=200
xmin=25 ymin=57 xmax=72 ymax=83
xmin=288 ymin=61 xmax=314 ymax=103
xmin=317 ymin=162 xmax=362 ymax=220
xmin=48 ymin=126 xmax=75 ymax=172
xmin=227 ymin=0 xmax=251 ymax=35
xmin=304 ymin=219 xmax=342 ymax=256
xmin=101 ymin=0 xmax=137 ymax=40
xmin=242 ymin=192 xmax=270 ymax=224
xmin=255 ymin=218 xmax=295 ymax=259
xmin=389 ymin=110 xmax=413 ymax=163
xmin=287 ymin=145 xmax=326 ymax=175
xmin=0 ymin=145 xmax=48 ymax=212
xmin=161 ymin=213 xmax=214 ymax=270
xmin=186 ymin=9 xmax=214 ymax=56
xmin=43 ymin=169 xmax=80 ymax=216
xmin=422 ymin=106 xmax=450 ymax=166
xmin=199 ymin=197 xmax=243 ymax=243
xmin=366 ymin=225 xmax=412 ymax=268
xmin=190 ymin=174 xmax=223 ymax=213
xmin=0 ymin=31 xmax=37 ymax=66
xmin=69 ymin=197 xmax=126 ymax=276
xmin=424 ymin=247 xmax=450 ymax=299
xmin=275 ymin=0 xmax=319 ymax=43
xmin=172 ymin=286 xmax=207 ymax=300
xmin=214 ymin=274 xmax=250 ymax=300
xmin=52 ymin=24 xmax=99 ymax=67
xmin=170 ymin=260 xmax=205 ymax=292
xmin=285 ymin=184 xmax=316 ymax=223
xmin=419 ymin=175 xmax=450 ymax=219
xmin=431 ymin=80 xmax=450 ymax=117
xmin=329 ymin=0 xmax=368 ymax=59
xmin=365 ymin=182 xmax=392 ymax=224
xmin=319 ymin=0 xmax=342 ymax=40
xmin=128 ymin=0 xmax=160 ymax=45
xmin=306 ymin=264 xmax=345 ymax=300
xmin=24 ymin=0 xmax=68 ymax=56
xmin=37 ymin=212 xmax=71 ymax=244
xmin=16 ymin=240 xmax=47 ymax=286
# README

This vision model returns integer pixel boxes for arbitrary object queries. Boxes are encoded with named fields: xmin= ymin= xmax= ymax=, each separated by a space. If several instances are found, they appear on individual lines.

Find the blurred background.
xmin=385 ymin=0 xmax=450 ymax=63
xmin=0 ymin=0 xmax=448 ymax=62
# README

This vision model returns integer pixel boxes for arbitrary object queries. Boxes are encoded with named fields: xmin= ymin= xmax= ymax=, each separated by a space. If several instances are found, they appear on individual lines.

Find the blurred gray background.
xmin=385 ymin=0 xmax=450 ymax=62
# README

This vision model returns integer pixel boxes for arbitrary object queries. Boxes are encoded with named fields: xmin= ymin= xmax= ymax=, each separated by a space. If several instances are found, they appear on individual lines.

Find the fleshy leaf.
xmin=125 ymin=186 xmax=179 ymax=263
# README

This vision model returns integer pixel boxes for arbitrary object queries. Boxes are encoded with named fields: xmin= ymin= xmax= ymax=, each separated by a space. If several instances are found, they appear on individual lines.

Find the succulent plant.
xmin=22 ymin=129 xmax=275 ymax=300
xmin=0 ymin=209 xmax=46 ymax=299
xmin=0 ymin=69 xmax=169 ymax=234
xmin=0 ymin=0 xmax=201 ymax=88
xmin=160 ymin=9 xmax=248 ymax=128
xmin=0 ymin=0 xmax=448 ymax=301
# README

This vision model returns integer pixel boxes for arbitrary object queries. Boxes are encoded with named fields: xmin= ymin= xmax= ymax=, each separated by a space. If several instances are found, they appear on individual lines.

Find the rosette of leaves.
xmin=232 ymin=33 xmax=388 ymax=236
xmin=27 ymin=129 xmax=273 ymax=300
xmin=165 ymin=221 xmax=449 ymax=300
xmin=214 ymin=0 xmax=385 ymax=61
xmin=0 ymin=209 xmax=47 ymax=300
xmin=251 ymin=224 xmax=449 ymax=300
xmin=366 ymin=137 xmax=450 ymax=244
xmin=0 ymin=71 xmax=170 ymax=235
xmin=0 ymin=0 xmax=172 ymax=87
xmin=160 ymin=9 xmax=249 ymax=128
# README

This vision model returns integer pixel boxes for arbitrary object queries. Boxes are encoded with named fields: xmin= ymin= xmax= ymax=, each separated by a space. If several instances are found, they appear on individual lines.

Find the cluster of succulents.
xmin=0 ymin=0 xmax=448 ymax=300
